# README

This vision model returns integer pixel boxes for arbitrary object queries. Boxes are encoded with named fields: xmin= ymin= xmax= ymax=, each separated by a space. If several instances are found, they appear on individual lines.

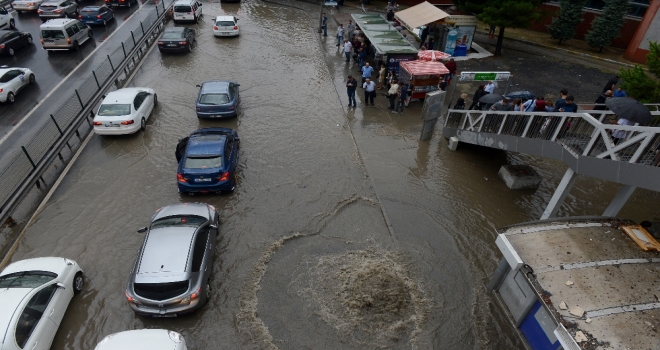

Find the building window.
xmin=550 ymin=0 xmax=649 ymax=18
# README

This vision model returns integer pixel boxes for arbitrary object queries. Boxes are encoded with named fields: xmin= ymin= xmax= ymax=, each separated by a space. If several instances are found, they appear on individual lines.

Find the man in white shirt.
xmin=343 ymin=39 xmax=352 ymax=62
xmin=484 ymin=81 xmax=495 ymax=94
xmin=387 ymin=80 xmax=400 ymax=110
xmin=336 ymin=24 xmax=344 ymax=47
xmin=362 ymin=78 xmax=376 ymax=106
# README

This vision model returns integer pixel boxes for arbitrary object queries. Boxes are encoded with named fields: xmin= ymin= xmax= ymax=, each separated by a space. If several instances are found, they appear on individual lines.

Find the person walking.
xmin=557 ymin=96 xmax=578 ymax=113
xmin=488 ymin=24 xmax=496 ymax=38
xmin=484 ymin=81 xmax=495 ymax=94
xmin=343 ymin=39 xmax=352 ymax=62
xmin=360 ymin=62 xmax=373 ymax=85
xmin=490 ymin=98 xmax=513 ymax=111
xmin=444 ymin=58 xmax=457 ymax=82
xmin=438 ymin=77 xmax=447 ymax=91
xmin=387 ymin=80 xmax=399 ymax=110
xmin=453 ymin=93 xmax=467 ymax=109
xmin=534 ymin=97 xmax=546 ymax=111
xmin=395 ymin=81 xmax=408 ymax=113
xmin=552 ymin=89 xmax=569 ymax=112
xmin=386 ymin=9 xmax=394 ymax=21
xmin=386 ymin=70 xmax=395 ymax=90
xmin=346 ymin=75 xmax=357 ymax=108
xmin=420 ymin=26 xmax=429 ymax=46
xmin=468 ymin=84 xmax=485 ymax=110
xmin=612 ymin=117 xmax=633 ymax=144
xmin=321 ymin=13 xmax=328 ymax=37
xmin=336 ymin=24 xmax=344 ymax=47
xmin=594 ymin=90 xmax=613 ymax=110
xmin=602 ymin=75 xmax=619 ymax=93
xmin=347 ymin=20 xmax=355 ymax=41
xmin=614 ymin=87 xmax=626 ymax=97
xmin=358 ymin=47 xmax=367 ymax=68
xmin=376 ymin=64 xmax=386 ymax=89
xmin=362 ymin=78 xmax=376 ymax=106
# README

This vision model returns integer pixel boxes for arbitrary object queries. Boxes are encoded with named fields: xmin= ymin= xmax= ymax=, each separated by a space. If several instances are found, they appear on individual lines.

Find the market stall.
xmin=398 ymin=60 xmax=449 ymax=99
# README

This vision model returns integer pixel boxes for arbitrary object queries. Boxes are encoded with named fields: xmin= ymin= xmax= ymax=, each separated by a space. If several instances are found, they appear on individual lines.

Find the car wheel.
xmin=153 ymin=93 xmax=158 ymax=106
xmin=7 ymin=92 xmax=15 ymax=103
xmin=27 ymin=35 xmax=33 ymax=44
xmin=9 ymin=19 xmax=14 ymax=29
xmin=28 ymin=74 xmax=35 ymax=84
xmin=73 ymin=272 xmax=84 ymax=294
xmin=140 ymin=118 xmax=146 ymax=131
xmin=8 ymin=47 xmax=14 ymax=56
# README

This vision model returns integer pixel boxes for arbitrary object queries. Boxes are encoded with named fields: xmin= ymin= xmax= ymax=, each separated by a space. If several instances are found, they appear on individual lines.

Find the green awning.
xmin=352 ymin=13 xmax=418 ymax=55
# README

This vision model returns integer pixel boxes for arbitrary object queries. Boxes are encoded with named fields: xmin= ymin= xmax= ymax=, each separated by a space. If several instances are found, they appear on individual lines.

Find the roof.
xmin=102 ymin=88 xmax=145 ymax=103
xmin=351 ymin=14 xmax=418 ymax=55
xmin=81 ymin=6 xmax=102 ymax=10
xmin=40 ymin=18 xmax=76 ymax=27
xmin=215 ymin=15 xmax=235 ymax=20
xmin=187 ymin=134 xmax=225 ymax=156
xmin=498 ymin=218 xmax=660 ymax=349
xmin=394 ymin=1 xmax=449 ymax=30
xmin=399 ymin=60 xmax=449 ymax=75
xmin=152 ymin=203 xmax=210 ymax=221
xmin=2 ymin=257 xmax=68 ymax=276
xmin=200 ymin=80 xmax=230 ymax=93
xmin=95 ymin=329 xmax=181 ymax=350
xmin=0 ymin=288 xmax=32 ymax=342
xmin=164 ymin=27 xmax=185 ymax=32
xmin=137 ymin=226 xmax=196 ymax=275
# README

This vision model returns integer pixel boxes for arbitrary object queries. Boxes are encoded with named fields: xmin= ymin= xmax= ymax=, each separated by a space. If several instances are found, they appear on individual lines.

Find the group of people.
xmin=462 ymin=83 xmax=578 ymax=113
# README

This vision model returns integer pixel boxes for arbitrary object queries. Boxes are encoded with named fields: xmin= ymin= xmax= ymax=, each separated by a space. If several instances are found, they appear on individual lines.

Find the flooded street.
xmin=5 ymin=1 xmax=660 ymax=349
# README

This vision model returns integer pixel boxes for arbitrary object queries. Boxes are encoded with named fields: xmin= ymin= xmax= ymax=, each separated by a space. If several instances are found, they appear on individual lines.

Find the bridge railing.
xmin=445 ymin=110 xmax=660 ymax=166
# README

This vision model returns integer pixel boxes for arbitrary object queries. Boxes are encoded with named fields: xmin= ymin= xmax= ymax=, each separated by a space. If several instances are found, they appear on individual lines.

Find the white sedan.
xmin=212 ymin=16 xmax=239 ymax=37
xmin=93 ymin=87 xmax=157 ymax=135
xmin=0 ymin=257 xmax=84 ymax=350
xmin=95 ymin=329 xmax=187 ymax=350
xmin=0 ymin=67 xmax=35 ymax=103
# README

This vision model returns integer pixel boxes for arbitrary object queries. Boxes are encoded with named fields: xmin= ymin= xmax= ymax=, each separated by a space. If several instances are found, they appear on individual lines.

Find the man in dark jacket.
xmin=346 ymin=75 xmax=357 ymax=108
xmin=594 ymin=90 xmax=613 ymax=110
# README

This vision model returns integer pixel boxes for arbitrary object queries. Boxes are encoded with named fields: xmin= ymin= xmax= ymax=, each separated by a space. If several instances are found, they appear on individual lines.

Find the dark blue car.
xmin=176 ymin=128 xmax=239 ymax=195
xmin=195 ymin=80 xmax=240 ymax=118
xmin=79 ymin=6 xmax=114 ymax=26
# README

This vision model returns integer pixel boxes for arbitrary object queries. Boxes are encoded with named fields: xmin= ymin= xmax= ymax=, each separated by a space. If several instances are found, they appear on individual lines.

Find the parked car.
xmin=0 ymin=30 xmax=33 ymax=56
xmin=13 ymin=0 xmax=47 ymax=12
xmin=212 ymin=16 xmax=239 ymax=37
xmin=172 ymin=0 xmax=201 ymax=23
xmin=0 ymin=67 xmax=35 ymax=103
xmin=176 ymin=128 xmax=239 ymax=194
xmin=40 ymin=18 xmax=93 ymax=51
xmin=92 ymin=88 xmax=157 ymax=135
xmin=38 ymin=0 xmax=79 ymax=21
xmin=195 ymin=80 xmax=239 ymax=118
xmin=0 ymin=257 xmax=84 ymax=350
xmin=104 ymin=0 xmax=138 ymax=8
xmin=95 ymin=329 xmax=187 ymax=350
xmin=157 ymin=27 xmax=195 ymax=53
xmin=0 ymin=7 xmax=16 ymax=30
xmin=125 ymin=203 xmax=219 ymax=317
xmin=79 ymin=6 xmax=114 ymax=26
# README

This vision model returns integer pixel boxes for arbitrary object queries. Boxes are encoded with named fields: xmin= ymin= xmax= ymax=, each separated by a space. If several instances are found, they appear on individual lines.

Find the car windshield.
xmin=216 ymin=21 xmax=234 ymax=26
xmin=161 ymin=31 xmax=183 ymax=39
xmin=174 ymin=5 xmax=191 ymax=11
xmin=41 ymin=30 xmax=65 ymax=39
xmin=0 ymin=271 xmax=57 ymax=288
xmin=199 ymin=93 xmax=229 ymax=105
xmin=97 ymin=104 xmax=131 ymax=116
xmin=184 ymin=156 xmax=223 ymax=169
xmin=150 ymin=215 xmax=206 ymax=230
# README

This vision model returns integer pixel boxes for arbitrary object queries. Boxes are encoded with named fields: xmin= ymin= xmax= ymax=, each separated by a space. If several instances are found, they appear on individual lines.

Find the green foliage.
xmin=585 ymin=0 xmax=629 ymax=51
xmin=618 ymin=41 xmax=660 ymax=103
xmin=548 ymin=0 xmax=588 ymax=44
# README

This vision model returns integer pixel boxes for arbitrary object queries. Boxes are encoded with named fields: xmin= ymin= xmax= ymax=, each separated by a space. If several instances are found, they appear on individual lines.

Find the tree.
xmin=454 ymin=0 xmax=543 ymax=56
xmin=548 ymin=0 xmax=588 ymax=44
xmin=619 ymin=41 xmax=660 ymax=103
xmin=585 ymin=0 xmax=629 ymax=52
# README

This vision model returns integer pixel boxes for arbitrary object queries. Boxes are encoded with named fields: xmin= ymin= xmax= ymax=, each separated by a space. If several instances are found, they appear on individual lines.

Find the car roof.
xmin=187 ymin=134 xmax=226 ymax=156
xmin=215 ymin=16 xmax=235 ymax=20
xmin=95 ymin=329 xmax=181 ymax=350
xmin=102 ymin=88 xmax=148 ymax=104
xmin=137 ymin=226 xmax=196 ymax=275
xmin=200 ymin=81 xmax=231 ymax=94
xmin=0 ymin=288 xmax=33 ymax=342
xmin=40 ymin=18 xmax=77 ymax=27
xmin=82 ymin=6 xmax=102 ymax=10
xmin=1 ymin=257 xmax=69 ymax=276
xmin=164 ymin=27 xmax=185 ymax=32
xmin=152 ymin=203 xmax=210 ymax=221
xmin=41 ymin=1 xmax=63 ymax=5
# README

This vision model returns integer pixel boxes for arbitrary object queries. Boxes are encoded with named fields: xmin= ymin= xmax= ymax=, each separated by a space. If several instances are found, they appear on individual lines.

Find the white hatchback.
xmin=213 ymin=16 xmax=239 ymax=37
xmin=93 ymin=87 xmax=157 ymax=135
xmin=95 ymin=329 xmax=187 ymax=350
xmin=0 ymin=257 xmax=84 ymax=350
xmin=0 ymin=67 xmax=35 ymax=103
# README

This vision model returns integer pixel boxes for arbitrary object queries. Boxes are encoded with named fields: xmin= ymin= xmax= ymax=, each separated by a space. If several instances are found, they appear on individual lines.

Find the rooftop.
xmin=351 ymin=14 xmax=418 ymax=55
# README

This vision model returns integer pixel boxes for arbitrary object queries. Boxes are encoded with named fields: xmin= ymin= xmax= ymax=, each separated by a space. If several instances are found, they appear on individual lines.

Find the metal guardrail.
xmin=576 ymin=103 xmax=660 ymax=111
xmin=0 ymin=0 xmax=173 ymax=228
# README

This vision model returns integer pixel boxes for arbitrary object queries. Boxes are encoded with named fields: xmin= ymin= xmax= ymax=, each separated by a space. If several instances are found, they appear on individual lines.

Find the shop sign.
xmin=459 ymin=71 xmax=511 ymax=82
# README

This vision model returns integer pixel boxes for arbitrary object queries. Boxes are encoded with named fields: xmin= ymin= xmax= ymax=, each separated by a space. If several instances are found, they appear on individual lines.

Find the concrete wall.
xmin=624 ymin=0 xmax=660 ymax=63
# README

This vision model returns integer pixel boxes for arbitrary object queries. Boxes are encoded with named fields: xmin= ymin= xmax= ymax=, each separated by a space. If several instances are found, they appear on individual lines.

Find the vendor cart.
xmin=398 ymin=60 xmax=449 ymax=99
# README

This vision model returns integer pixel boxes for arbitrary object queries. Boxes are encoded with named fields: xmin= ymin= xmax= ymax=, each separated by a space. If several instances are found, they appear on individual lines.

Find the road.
xmin=4 ymin=1 xmax=660 ymax=350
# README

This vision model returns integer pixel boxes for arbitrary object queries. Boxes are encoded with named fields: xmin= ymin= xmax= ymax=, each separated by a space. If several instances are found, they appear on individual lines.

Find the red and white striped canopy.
xmin=417 ymin=50 xmax=451 ymax=61
xmin=399 ymin=60 xmax=449 ymax=76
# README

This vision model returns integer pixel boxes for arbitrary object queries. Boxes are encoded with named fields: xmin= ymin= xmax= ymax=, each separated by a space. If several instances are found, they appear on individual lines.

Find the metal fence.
xmin=0 ymin=0 xmax=172 ymax=223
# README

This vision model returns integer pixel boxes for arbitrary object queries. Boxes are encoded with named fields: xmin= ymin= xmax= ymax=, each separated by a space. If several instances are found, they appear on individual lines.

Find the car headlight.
xmin=168 ymin=331 xmax=183 ymax=343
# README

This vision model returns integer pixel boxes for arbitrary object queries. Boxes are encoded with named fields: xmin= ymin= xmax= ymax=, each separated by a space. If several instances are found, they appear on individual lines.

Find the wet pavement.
xmin=2 ymin=1 xmax=660 ymax=350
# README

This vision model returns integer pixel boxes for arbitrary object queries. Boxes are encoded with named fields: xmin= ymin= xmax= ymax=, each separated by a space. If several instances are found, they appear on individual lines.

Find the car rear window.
xmin=41 ymin=30 xmax=65 ymax=39
xmin=40 ymin=5 xmax=57 ymax=10
xmin=161 ymin=31 xmax=183 ymax=39
xmin=0 ymin=271 xmax=57 ymax=288
xmin=199 ymin=93 xmax=229 ymax=105
xmin=82 ymin=8 xmax=97 ymax=12
xmin=97 ymin=104 xmax=131 ymax=116
xmin=216 ymin=21 xmax=234 ymax=26
xmin=173 ymin=5 xmax=191 ymax=12
xmin=150 ymin=215 xmax=206 ymax=230
xmin=134 ymin=281 xmax=189 ymax=301
xmin=184 ymin=156 xmax=223 ymax=169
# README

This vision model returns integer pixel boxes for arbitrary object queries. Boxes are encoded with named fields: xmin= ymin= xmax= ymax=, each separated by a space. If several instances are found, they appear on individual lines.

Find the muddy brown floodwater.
xmin=4 ymin=0 xmax=660 ymax=349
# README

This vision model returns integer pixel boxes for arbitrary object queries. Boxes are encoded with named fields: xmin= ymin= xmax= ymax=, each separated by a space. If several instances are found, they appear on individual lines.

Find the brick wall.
xmin=529 ymin=3 xmax=641 ymax=49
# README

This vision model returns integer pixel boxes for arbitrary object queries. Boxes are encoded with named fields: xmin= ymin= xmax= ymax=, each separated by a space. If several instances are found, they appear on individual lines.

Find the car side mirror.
xmin=195 ymin=84 xmax=201 ymax=88
xmin=210 ymin=224 xmax=218 ymax=230
xmin=57 ymin=282 xmax=67 ymax=289
xmin=236 ymin=84 xmax=240 ymax=87
xmin=137 ymin=227 xmax=147 ymax=233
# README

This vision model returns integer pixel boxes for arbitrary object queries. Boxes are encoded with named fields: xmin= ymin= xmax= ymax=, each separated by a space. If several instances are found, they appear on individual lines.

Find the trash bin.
xmin=453 ymin=44 xmax=467 ymax=57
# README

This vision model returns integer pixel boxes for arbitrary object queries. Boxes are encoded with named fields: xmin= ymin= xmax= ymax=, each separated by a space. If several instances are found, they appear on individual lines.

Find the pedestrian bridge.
xmin=442 ymin=109 xmax=660 ymax=218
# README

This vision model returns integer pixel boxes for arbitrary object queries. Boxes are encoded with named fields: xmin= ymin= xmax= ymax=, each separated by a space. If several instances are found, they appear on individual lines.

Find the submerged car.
xmin=0 ymin=257 xmax=84 ymax=350
xmin=0 ymin=67 xmax=36 ymax=103
xmin=125 ymin=203 xmax=219 ymax=317
xmin=157 ymin=27 xmax=195 ymax=53
xmin=195 ymin=80 xmax=239 ymax=118
xmin=95 ymin=329 xmax=187 ymax=350
xmin=176 ymin=128 xmax=239 ymax=195
xmin=79 ymin=6 xmax=114 ymax=26
xmin=92 ymin=87 xmax=157 ymax=135
xmin=0 ymin=30 xmax=33 ymax=56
